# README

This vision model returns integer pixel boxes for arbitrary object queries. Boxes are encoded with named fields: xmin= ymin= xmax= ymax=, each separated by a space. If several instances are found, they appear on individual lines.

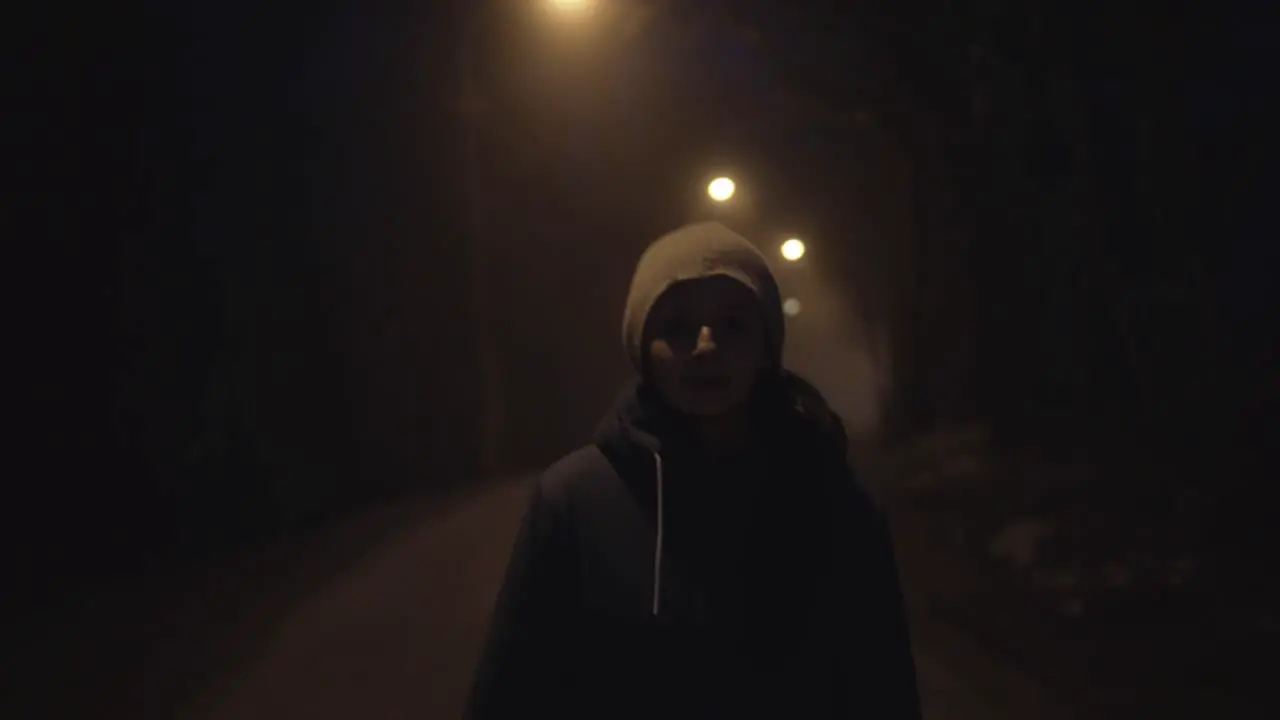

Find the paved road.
xmin=193 ymin=478 xmax=1079 ymax=720
xmin=4 ymin=477 xmax=1083 ymax=719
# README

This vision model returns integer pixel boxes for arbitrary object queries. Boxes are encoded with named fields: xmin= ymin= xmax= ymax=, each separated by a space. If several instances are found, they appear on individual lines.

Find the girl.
xmin=466 ymin=221 xmax=921 ymax=719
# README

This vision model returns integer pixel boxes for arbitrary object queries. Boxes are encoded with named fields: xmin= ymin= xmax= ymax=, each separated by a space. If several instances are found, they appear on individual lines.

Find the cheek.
xmin=647 ymin=339 xmax=681 ymax=382
xmin=728 ymin=332 xmax=768 ymax=372
xmin=728 ymin=357 xmax=763 ymax=390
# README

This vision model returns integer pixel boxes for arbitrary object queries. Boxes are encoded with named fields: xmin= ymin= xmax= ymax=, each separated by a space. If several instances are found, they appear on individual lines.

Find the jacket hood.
xmin=621 ymin=221 xmax=784 ymax=375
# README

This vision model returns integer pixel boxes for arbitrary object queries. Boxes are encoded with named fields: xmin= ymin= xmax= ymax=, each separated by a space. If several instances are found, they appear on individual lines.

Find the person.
xmin=465 ymin=221 xmax=921 ymax=719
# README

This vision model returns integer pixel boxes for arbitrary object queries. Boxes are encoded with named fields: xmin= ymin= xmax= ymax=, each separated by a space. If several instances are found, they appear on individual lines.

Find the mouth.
xmin=682 ymin=373 xmax=730 ymax=391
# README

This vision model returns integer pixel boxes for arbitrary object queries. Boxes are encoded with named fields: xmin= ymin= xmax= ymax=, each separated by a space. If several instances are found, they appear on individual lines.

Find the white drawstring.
xmin=651 ymin=450 xmax=664 ymax=616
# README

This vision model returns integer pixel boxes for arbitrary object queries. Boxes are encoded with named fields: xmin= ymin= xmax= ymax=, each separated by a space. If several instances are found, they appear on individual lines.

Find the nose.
xmin=692 ymin=325 xmax=716 ymax=356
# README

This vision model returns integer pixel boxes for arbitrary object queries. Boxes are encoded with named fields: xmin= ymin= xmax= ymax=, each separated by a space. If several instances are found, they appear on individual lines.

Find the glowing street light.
xmin=707 ymin=177 xmax=736 ymax=202
xmin=542 ymin=0 xmax=597 ymax=26
xmin=547 ymin=0 xmax=595 ymax=12
xmin=781 ymin=238 xmax=806 ymax=261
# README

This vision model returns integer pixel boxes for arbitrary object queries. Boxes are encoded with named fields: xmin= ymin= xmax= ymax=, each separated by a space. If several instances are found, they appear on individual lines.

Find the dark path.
xmin=191 ymin=478 xmax=1079 ymax=719
xmin=4 ymin=477 xmax=1083 ymax=719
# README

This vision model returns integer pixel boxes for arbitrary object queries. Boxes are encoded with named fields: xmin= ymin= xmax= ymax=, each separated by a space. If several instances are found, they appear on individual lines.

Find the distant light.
xmin=783 ymin=298 xmax=802 ymax=317
xmin=547 ymin=0 xmax=594 ymax=13
xmin=781 ymin=238 xmax=806 ymax=261
xmin=707 ymin=177 xmax=736 ymax=202
xmin=543 ymin=0 xmax=597 ymax=24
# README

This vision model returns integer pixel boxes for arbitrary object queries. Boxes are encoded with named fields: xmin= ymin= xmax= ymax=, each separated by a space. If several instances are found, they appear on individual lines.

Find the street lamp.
xmin=547 ymin=0 xmax=595 ymax=12
xmin=707 ymin=176 xmax=736 ymax=202
xmin=781 ymin=237 xmax=806 ymax=261
xmin=542 ymin=0 xmax=598 ymax=26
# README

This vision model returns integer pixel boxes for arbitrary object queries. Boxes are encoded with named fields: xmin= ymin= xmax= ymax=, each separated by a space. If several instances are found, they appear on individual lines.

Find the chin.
xmin=673 ymin=392 xmax=748 ymax=418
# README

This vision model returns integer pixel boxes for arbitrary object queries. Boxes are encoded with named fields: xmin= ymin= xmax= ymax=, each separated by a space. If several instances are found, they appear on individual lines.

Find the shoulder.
xmin=819 ymin=458 xmax=888 ymax=537
xmin=537 ymin=445 xmax=617 ymax=503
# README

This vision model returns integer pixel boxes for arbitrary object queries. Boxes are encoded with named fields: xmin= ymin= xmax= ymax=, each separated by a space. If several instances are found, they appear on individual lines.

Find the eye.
xmin=661 ymin=317 xmax=695 ymax=339
xmin=717 ymin=314 xmax=747 ymax=336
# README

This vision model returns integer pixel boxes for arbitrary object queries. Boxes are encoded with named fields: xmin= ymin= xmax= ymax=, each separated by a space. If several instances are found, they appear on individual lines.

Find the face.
xmin=646 ymin=275 xmax=769 ymax=417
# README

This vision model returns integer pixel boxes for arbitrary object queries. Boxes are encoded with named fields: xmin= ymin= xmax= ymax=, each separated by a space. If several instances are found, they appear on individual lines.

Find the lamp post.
xmin=457 ymin=5 xmax=504 ymax=477
xmin=457 ymin=0 xmax=598 ymax=476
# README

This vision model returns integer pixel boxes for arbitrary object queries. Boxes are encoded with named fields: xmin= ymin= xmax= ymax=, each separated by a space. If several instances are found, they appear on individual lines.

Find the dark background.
xmin=7 ymin=0 xmax=1274 ymax=616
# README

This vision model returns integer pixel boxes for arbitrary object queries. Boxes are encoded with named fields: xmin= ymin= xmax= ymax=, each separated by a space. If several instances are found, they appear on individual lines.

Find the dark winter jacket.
xmin=465 ymin=222 xmax=920 ymax=719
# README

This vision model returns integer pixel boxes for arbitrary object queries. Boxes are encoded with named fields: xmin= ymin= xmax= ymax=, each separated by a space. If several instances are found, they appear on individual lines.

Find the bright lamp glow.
xmin=707 ymin=177 xmax=736 ymax=202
